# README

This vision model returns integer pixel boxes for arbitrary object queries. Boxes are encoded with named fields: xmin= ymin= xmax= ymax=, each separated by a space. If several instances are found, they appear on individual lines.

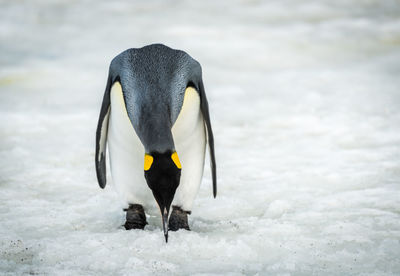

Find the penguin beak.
xmin=153 ymin=196 xmax=171 ymax=242
xmin=161 ymin=207 xmax=169 ymax=243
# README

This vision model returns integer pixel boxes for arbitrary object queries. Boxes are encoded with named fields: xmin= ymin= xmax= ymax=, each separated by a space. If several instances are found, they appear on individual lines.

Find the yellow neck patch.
xmin=144 ymin=154 xmax=154 ymax=171
xmin=171 ymin=152 xmax=182 ymax=169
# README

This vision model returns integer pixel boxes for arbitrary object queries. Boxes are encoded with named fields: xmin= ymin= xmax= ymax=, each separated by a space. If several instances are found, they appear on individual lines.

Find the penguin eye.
xmin=171 ymin=152 xmax=182 ymax=169
xmin=144 ymin=154 xmax=154 ymax=171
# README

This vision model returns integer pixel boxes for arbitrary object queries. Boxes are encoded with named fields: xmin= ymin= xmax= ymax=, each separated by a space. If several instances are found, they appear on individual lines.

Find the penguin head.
xmin=144 ymin=150 xmax=182 ymax=242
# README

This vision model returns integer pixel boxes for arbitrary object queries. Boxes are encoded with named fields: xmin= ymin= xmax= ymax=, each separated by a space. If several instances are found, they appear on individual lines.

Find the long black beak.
xmin=162 ymin=207 xmax=169 ymax=243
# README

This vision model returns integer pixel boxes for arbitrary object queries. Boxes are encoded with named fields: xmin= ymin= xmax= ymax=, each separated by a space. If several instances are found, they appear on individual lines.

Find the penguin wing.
xmin=197 ymin=79 xmax=217 ymax=198
xmin=95 ymin=75 xmax=112 ymax=189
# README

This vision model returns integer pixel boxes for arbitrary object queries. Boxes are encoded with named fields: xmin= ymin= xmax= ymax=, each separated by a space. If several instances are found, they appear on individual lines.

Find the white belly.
xmin=108 ymin=83 xmax=205 ymax=212
xmin=172 ymin=87 xmax=206 ymax=211
xmin=108 ymin=82 xmax=153 ymax=207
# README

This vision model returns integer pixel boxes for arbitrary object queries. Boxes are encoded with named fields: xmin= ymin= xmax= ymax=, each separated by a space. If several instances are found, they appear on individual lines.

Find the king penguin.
xmin=95 ymin=44 xmax=216 ymax=242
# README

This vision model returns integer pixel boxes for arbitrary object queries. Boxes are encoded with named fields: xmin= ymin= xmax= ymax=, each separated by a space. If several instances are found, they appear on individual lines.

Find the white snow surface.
xmin=1 ymin=0 xmax=400 ymax=275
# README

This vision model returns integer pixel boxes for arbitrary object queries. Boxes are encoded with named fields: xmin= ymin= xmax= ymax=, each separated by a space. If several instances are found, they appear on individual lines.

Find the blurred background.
xmin=1 ymin=0 xmax=400 ymax=275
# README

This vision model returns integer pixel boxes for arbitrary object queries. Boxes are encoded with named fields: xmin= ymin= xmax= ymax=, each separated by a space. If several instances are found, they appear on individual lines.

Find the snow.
xmin=1 ymin=0 xmax=400 ymax=275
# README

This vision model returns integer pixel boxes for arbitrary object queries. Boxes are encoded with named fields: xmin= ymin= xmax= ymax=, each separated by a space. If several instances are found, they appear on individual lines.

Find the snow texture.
xmin=1 ymin=0 xmax=400 ymax=275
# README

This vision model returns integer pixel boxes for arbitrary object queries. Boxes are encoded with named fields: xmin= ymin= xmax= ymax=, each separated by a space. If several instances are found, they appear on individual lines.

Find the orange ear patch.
xmin=171 ymin=152 xmax=182 ymax=169
xmin=144 ymin=154 xmax=154 ymax=171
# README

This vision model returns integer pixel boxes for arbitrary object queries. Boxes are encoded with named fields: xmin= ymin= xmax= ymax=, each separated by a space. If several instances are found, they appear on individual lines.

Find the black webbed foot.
xmin=168 ymin=206 xmax=190 ymax=231
xmin=124 ymin=204 xmax=147 ymax=230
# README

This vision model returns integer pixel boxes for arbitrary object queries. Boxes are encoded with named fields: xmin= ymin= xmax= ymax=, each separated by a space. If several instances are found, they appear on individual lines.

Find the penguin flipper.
xmin=198 ymin=79 xmax=217 ymax=198
xmin=95 ymin=75 xmax=112 ymax=189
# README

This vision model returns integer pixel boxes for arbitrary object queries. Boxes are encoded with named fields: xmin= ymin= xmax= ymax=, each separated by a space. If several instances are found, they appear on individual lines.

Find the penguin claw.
xmin=124 ymin=204 xmax=147 ymax=230
xmin=168 ymin=206 xmax=190 ymax=231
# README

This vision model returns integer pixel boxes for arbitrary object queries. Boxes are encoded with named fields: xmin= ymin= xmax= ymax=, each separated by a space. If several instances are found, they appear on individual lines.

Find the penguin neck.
xmin=143 ymin=132 xmax=175 ymax=154
xmin=120 ymin=79 xmax=177 ymax=154
xmin=136 ymin=118 xmax=175 ymax=154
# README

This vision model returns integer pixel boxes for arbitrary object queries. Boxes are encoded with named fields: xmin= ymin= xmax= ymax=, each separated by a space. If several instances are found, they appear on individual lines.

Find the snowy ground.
xmin=1 ymin=0 xmax=400 ymax=275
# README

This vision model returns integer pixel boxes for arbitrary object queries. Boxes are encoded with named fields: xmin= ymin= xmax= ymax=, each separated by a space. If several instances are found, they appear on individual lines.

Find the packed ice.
xmin=1 ymin=0 xmax=400 ymax=275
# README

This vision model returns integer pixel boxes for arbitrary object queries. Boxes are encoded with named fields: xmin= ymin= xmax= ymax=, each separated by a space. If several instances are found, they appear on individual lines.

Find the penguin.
xmin=95 ymin=44 xmax=216 ymax=242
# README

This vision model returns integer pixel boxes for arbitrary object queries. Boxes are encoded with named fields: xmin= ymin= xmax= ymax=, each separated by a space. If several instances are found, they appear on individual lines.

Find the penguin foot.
xmin=124 ymin=204 xmax=147 ymax=230
xmin=168 ymin=206 xmax=190 ymax=231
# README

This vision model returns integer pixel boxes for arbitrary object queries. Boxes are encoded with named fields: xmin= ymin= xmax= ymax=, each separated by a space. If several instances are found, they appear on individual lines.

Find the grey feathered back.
xmin=109 ymin=44 xmax=202 ymax=153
